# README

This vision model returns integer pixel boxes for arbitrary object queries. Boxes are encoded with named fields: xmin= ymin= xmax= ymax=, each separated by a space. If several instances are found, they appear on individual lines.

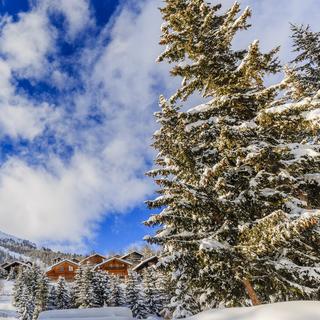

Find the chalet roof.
xmin=121 ymin=251 xmax=144 ymax=260
xmin=132 ymin=256 xmax=158 ymax=272
xmin=47 ymin=259 xmax=79 ymax=271
xmin=3 ymin=260 xmax=31 ymax=270
xmin=80 ymin=253 xmax=106 ymax=264
xmin=93 ymin=256 xmax=133 ymax=270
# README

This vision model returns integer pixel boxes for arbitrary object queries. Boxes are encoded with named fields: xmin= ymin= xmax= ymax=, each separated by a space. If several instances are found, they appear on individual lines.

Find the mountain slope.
xmin=0 ymin=230 xmax=83 ymax=267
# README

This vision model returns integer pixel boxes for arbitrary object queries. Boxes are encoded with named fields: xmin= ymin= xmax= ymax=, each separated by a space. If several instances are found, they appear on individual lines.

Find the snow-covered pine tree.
xmin=77 ymin=265 xmax=99 ymax=308
xmin=55 ymin=277 xmax=71 ymax=309
xmin=33 ymin=273 xmax=49 ymax=319
xmin=92 ymin=270 xmax=111 ymax=307
xmin=13 ymin=269 xmax=25 ymax=310
xmin=156 ymin=271 xmax=173 ymax=319
xmin=73 ymin=265 xmax=83 ymax=308
xmin=290 ymin=24 xmax=320 ymax=97
xmin=19 ymin=287 xmax=35 ymax=320
xmin=157 ymin=0 xmax=250 ymax=102
xmin=142 ymin=268 xmax=163 ymax=316
xmin=146 ymin=1 xmax=255 ymax=315
xmin=109 ymin=276 xmax=124 ymax=307
xmin=14 ymin=266 xmax=39 ymax=320
xmin=126 ymin=271 xmax=148 ymax=319
xmin=47 ymin=285 xmax=57 ymax=310
xmin=147 ymin=0 xmax=320 ymax=313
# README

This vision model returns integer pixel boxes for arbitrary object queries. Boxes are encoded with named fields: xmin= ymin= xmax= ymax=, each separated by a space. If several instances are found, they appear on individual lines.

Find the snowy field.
xmin=0 ymin=280 xmax=17 ymax=319
xmin=38 ymin=306 xmax=133 ymax=319
xmin=187 ymin=301 xmax=320 ymax=320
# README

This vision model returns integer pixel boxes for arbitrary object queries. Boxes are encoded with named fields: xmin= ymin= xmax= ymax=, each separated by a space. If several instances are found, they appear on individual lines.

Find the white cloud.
xmin=0 ymin=103 xmax=50 ymax=140
xmin=44 ymin=0 xmax=93 ymax=39
xmin=0 ymin=10 xmax=53 ymax=76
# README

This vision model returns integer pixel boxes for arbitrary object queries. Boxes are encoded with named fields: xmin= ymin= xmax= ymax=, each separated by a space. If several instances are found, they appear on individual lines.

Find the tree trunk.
xmin=242 ymin=278 xmax=261 ymax=306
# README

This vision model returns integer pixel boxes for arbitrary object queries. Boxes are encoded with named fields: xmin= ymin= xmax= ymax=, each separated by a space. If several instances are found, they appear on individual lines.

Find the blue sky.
xmin=0 ymin=0 xmax=318 ymax=254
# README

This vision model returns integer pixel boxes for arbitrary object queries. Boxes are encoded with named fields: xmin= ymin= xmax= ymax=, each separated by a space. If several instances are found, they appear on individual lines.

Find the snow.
xmin=38 ymin=307 xmax=133 ymax=320
xmin=0 ymin=280 xmax=17 ymax=319
xmin=186 ymin=301 xmax=320 ymax=320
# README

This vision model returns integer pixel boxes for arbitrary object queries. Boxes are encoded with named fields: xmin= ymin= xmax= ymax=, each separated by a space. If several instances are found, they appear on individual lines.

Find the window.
xmin=68 ymin=266 xmax=74 ymax=272
xmin=59 ymin=266 xmax=64 ymax=272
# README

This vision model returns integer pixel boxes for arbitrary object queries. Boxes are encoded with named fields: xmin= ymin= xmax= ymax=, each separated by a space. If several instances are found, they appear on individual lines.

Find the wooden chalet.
xmin=80 ymin=253 xmax=106 ymax=266
xmin=132 ymin=256 xmax=158 ymax=274
xmin=94 ymin=257 xmax=132 ymax=278
xmin=120 ymin=251 xmax=144 ymax=265
xmin=2 ymin=261 xmax=31 ymax=274
xmin=46 ymin=259 xmax=79 ymax=282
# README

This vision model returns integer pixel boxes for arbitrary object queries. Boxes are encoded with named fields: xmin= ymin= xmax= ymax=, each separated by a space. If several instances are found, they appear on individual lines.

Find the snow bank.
xmin=187 ymin=301 xmax=320 ymax=320
xmin=38 ymin=307 xmax=133 ymax=319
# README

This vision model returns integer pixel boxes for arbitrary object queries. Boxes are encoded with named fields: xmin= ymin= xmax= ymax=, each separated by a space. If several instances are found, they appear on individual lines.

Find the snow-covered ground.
xmin=0 ymin=280 xmax=17 ymax=319
xmin=187 ymin=301 xmax=320 ymax=320
xmin=39 ymin=307 xmax=133 ymax=319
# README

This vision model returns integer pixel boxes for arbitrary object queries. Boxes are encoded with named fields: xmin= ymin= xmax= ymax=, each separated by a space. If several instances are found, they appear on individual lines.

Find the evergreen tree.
xmin=33 ymin=273 xmax=49 ymax=319
xmin=290 ymin=24 xmax=320 ymax=97
xmin=73 ymin=266 xmax=83 ymax=308
xmin=126 ymin=271 xmax=148 ymax=319
xmin=92 ymin=270 xmax=111 ymax=307
xmin=156 ymin=271 xmax=173 ymax=319
xmin=109 ymin=276 xmax=124 ymax=307
xmin=147 ymin=0 xmax=320 ymax=314
xmin=55 ymin=277 xmax=71 ymax=309
xmin=47 ymin=286 xmax=57 ymax=310
xmin=143 ymin=268 xmax=162 ymax=316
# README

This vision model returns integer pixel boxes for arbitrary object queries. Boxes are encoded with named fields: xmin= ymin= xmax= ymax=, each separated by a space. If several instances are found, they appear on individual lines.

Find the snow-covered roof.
xmin=93 ymin=256 xmax=133 ymax=270
xmin=4 ymin=260 xmax=31 ymax=269
xmin=132 ymin=255 xmax=158 ymax=272
xmin=80 ymin=253 xmax=106 ymax=264
xmin=46 ymin=259 xmax=79 ymax=271
xmin=120 ymin=251 xmax=143 ymax=259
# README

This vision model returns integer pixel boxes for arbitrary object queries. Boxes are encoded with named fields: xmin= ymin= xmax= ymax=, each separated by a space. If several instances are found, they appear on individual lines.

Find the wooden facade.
xmin=80 ymin=254 xmax=106 ymax=266
xmin=46 ymin=259 xmax=79 ymax=282
xmin=94 ymin=257 xmax=132 ymax=278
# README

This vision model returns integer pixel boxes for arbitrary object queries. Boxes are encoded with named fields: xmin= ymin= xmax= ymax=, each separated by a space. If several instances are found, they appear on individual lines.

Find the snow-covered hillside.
xmin=187 ymin=301 xmax=320 ymax=320
xmin=0 ymin=231 xmax=29 ymax=245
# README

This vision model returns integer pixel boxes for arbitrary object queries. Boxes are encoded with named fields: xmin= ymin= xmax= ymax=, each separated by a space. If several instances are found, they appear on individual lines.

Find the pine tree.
xmin=126 ymin=271 xmax=148 ymax=319
xmin=156 ymin=271 xmax=173 ymax=319
xmin=73 ymin=266 xmax=83 ymax=308
xmin=109 ymin=276 xmax=124 ymax=307
xmin=157 ymin=0 xmax=251 ymax=102
xmin=55 ymin=277 xmax=70 ymax=309
xmin=92 ymin=270 xmax=111 ymax=307
xmin=75 ymin=265 xmax=99 ymax=308
xmin=33 ymin=273 xmax=49 ymax=319
xmin=147 ymin=0 xmax=320 ymax=313
xmin=47 ymin=286 xmax=57 ymax=310
xmin=290 ymin=24 xmax=320 ymax=97
xmin=143 ymin=268 xmax=162 ymax=316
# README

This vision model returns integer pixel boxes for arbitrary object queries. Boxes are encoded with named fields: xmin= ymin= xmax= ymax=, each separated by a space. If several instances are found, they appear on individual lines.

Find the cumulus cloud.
xmin=0 ymin=0 xmax=319 ymax=250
